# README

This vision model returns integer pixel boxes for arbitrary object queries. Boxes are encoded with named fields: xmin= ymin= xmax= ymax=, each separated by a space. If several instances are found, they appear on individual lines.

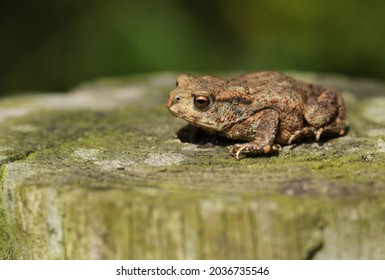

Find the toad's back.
xmin=226 ymin=71 xmax=329 ymax=143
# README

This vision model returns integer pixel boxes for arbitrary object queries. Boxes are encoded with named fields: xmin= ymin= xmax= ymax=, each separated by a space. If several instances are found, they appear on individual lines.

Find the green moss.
xmin=0 ymin=166 xmax=15 ymax=259
xmin=0 ymin=210 xmax=14 ymax=259
xmin=0 ymin=211 xmax=14 ymax=259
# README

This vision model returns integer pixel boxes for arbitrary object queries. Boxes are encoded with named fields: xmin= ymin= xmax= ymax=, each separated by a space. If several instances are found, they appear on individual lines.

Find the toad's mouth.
xmin=166 ymin=104 xmax=179 ymax=117
xmin=180 ymin=116 xmax=222 ymax=132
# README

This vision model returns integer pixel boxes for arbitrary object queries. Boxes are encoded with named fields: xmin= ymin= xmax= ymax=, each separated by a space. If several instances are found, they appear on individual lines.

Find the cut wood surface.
xmin=0 ymin=72 xmax=385 ymax=259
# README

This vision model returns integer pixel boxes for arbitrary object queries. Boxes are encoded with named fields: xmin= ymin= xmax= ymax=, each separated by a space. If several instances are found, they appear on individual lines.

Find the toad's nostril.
xmin=166 ymin=93 xmax=181 ymax=108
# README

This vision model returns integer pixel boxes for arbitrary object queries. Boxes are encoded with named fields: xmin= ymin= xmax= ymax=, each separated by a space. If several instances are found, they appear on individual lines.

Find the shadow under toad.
xmin=174 ymin=124 xmax=349 ymax=159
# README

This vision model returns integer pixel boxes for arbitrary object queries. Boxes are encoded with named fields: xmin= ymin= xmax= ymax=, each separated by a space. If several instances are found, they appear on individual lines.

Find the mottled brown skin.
xmin=166 ymin=71 xmax=346 ymax=160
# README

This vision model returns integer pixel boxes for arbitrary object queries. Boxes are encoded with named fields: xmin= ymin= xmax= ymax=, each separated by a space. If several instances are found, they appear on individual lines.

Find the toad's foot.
xmin=288 ymin=126 xmax=346 ymax=144
xmin=288 ymin=127 xmax=317 ymax=144
xmin=229 ymin=143 xmax=280 ymax=160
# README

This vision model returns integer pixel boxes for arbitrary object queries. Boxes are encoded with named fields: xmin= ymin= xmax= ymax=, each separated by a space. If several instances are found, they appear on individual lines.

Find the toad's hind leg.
xmin=320 ymin=91 xmax=346 ymax=137
xmin=292 ymin=89 xmax=346 ymax=143
xmin=227 ymin=109 xmax=280 ymax=160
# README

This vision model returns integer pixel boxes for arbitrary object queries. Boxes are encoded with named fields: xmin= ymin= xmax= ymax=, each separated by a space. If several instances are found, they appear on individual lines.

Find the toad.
xmin=166 ymin=71 xmax=346 ymax=160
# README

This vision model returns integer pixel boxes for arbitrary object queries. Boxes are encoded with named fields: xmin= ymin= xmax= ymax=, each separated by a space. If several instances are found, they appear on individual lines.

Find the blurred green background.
xmin=1 ymin=0 xmax=385 ymax=95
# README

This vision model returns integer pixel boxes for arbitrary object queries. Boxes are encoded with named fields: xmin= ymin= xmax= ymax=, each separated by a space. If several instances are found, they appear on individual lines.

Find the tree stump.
xmin=1 ymin=72 xmax=385 ymax=259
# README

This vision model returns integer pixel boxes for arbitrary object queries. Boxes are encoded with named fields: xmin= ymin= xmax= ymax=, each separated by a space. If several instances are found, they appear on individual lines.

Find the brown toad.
xmin=166 ymin=71 xmax=346 ymax=160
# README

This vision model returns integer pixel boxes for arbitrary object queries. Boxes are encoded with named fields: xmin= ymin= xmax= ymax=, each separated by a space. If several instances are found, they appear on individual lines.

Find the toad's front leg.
xmin=226 ymin=109 xmax=280 ymax=160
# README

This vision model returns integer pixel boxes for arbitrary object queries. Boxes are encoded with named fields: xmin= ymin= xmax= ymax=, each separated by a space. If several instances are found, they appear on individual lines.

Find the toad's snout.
xmin=166 ymin=91 xmax=181 ymax=109
xmin=166 ymin=96 xmax=174 ymax=109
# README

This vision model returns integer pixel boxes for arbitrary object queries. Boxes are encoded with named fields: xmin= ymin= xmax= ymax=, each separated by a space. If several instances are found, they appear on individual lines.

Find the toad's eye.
xmin=193 ymin=95 xmax=211 ymax=109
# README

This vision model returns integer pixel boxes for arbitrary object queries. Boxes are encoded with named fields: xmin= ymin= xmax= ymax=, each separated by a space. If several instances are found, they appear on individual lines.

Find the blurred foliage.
xmin=1 ymin=0 xmax=385 ymax=95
